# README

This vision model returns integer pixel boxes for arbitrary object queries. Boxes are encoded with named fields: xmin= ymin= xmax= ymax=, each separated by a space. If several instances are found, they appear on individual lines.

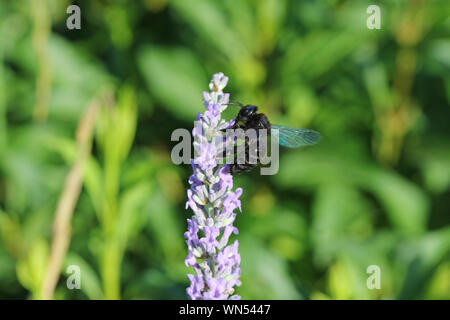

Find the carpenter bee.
xmin=224 ymin=101 xmax=321 ymax=174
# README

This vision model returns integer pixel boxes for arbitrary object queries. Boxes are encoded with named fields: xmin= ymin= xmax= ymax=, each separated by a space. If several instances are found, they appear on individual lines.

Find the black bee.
xmin=224 ymin=102 xmax=321 ymax=174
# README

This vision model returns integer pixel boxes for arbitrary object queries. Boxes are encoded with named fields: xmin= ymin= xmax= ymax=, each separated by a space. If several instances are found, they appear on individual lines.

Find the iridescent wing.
xmin=271 ymin=125 xmax=321 ymax=148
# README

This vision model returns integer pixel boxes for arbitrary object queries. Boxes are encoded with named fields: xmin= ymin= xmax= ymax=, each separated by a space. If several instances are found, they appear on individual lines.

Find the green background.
xmin=0 ymin=0 xmax=449 ymax=299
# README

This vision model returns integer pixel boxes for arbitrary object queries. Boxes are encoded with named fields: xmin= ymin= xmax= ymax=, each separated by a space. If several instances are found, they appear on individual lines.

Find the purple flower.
xmin=184 ymin=73 xmax=242 ymax=300
xmin=200 ymin=226 xmax=220 ymax=254
xmin=186 ymin=274 xmax=205 ymax=300
xmin=203 ymin=277 xmax=227 ymax=300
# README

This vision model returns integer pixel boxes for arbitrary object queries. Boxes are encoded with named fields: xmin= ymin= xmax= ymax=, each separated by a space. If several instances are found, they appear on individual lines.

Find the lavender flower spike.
xmin=185 ymin=72 xmax=242 ymax=300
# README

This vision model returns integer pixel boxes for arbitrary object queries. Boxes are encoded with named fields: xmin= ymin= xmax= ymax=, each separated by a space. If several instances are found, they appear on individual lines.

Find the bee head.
xmin=237 ymin=105 xmax=258 ymax=122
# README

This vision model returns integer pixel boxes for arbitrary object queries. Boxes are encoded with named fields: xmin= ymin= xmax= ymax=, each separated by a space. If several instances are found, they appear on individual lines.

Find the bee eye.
xmin=241 ymin=106 xmax=256 ymax=117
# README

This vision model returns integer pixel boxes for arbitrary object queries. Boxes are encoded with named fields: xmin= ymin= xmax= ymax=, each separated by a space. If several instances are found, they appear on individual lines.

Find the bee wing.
xmin=271 ymin=125 xmax=321 ymax=148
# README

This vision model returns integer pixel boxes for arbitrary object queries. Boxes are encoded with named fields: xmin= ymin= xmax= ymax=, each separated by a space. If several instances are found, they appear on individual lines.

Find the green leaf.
xmin=396 ymin=227 xmax=450 ymax=299
xmin=146 ymin=189 xmax=185 ymax=279
xmin=365 ymin=169 xmax=429 ymax=235
xmin=138 ymin=45 xmax=207 ymax=120
xmin=16 ymin=238 xmax=49 ymax=299
xmin=169 ymin=0 xmax=247 ymax=61
xmin=239 ymin=235 xmax=302 ymax=299
xmin=116 ymin=181 xmax=153 ymax=251
xmin=281 ymin=31 xmax=364 ymax=81
xmin=312 ymin=185 xmax=374 ymax=265
xmin=276 ymin=148 xmax=429 ymax=235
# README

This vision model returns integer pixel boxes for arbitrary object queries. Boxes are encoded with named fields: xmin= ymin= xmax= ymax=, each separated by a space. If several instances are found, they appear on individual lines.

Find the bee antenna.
xmin=225 ymin=100 xmax=244 ymax=107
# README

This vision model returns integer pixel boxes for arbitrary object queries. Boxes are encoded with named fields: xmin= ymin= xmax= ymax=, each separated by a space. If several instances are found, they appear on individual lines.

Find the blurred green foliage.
xmin=0 ymin=0 xmax=449 ymax=299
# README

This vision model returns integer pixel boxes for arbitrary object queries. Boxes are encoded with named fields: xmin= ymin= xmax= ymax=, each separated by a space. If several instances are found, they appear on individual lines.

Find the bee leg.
xmin=231 ymin=163 xmax=256 ymax=174
xmin=221 ymin=123 xmax=241 ymax=133
xmin=229 ymin=149 xmax=257 ymax=174
xmin=230 ymin=163 xmax=249 ymax=174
